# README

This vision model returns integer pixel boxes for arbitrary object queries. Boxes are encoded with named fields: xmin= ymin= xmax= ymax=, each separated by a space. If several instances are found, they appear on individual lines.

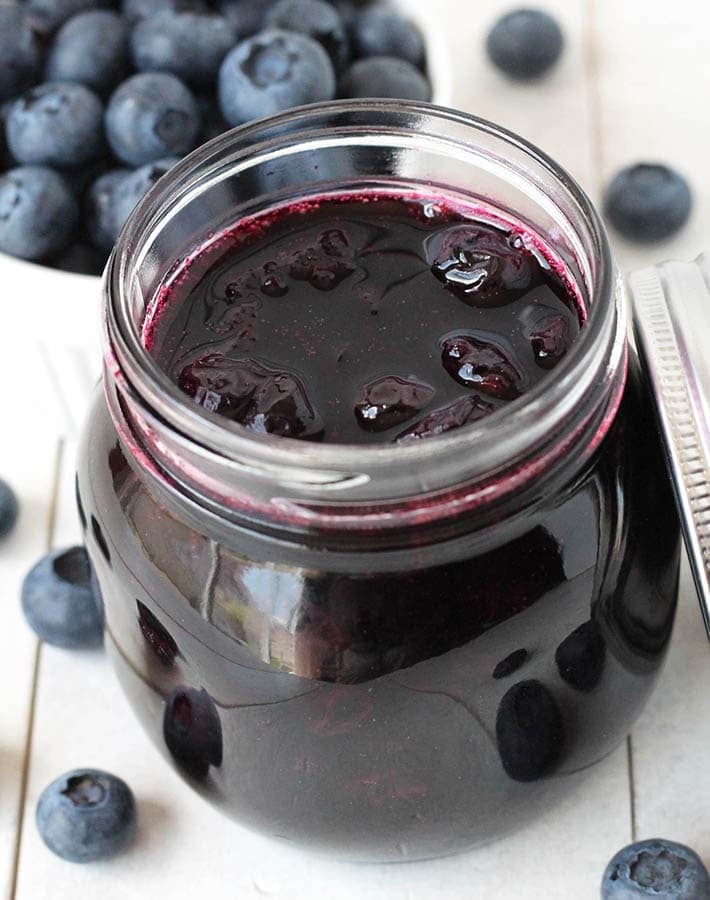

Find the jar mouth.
xmin=106 ymin=100 xmax=624 ymax=517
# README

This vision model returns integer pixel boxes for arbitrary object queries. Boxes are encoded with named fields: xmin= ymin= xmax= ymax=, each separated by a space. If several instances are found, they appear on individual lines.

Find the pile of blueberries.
xmin=0 ymin=0 xmax=432 ymax=274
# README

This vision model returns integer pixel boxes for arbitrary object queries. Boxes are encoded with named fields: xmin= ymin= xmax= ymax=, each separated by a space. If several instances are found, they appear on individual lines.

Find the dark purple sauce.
xmin=147 ymin=193 xmax=583 ymax=444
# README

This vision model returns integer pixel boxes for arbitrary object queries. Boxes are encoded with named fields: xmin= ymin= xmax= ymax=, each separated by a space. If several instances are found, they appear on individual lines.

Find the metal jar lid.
xmin=630 ymin=253 xmax=710 ymax=636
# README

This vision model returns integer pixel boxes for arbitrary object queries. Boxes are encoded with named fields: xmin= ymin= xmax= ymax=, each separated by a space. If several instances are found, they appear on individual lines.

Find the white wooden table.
xmin=2 ymin=1 xmax=710 ymax=897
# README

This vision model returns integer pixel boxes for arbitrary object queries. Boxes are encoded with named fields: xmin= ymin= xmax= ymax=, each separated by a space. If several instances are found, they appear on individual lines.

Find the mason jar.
xmin=76 ymin=101 xmax=680 ymax=862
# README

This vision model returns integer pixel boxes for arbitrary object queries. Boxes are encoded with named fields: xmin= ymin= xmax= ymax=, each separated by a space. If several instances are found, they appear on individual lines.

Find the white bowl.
xmin=1 ymin=5 xmax=453 ymax=436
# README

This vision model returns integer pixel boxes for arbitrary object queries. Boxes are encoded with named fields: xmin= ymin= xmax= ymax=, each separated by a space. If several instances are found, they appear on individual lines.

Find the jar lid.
xmin=630 ymin=254 xmax=710 ymax=638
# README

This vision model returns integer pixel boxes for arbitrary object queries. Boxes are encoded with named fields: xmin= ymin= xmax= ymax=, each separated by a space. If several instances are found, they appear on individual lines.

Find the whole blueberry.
xmin=486 ymin=8 xmax=564 ymax=80
xmin=51 ymin=242 xmax=108 ymax=276
xmin=340 ymin=56 xmax=431 ymax=101
xmin=0 ymin=6 xmax=42 ymax=102
xmin=350 ymin=7 xmax=424 ymax=68
xmin=604 ymin=163 xmax=692 ymax=243
xmin=122 ymin=0 xmax=208 ymax=25
xmin=163 ymin=686 xmax=223 ymax=779
xmin=46 ymin=11 xmax=130 ymax=95
xmin=0 ymin=166 xmax=78 ymax=260
xmin=106 ymin=73 xmax=200 ymax=166
xmin=219 ymin=29 xmax=336 ymax=127
xmin=111 ymin=157 xmax=180 ymax=238
xmin=131 ymin=12 xmax=238 ymax=86
xmin=0 ymin=478 xmax=19 ymax=539
xmin=21 ymin=546 xmax=103 ymax=647
xmin=7 ymin=83 xmax=105 ymax=168
xmin=86 ymin=168 xmax=131 ymax=252
xmin=36 ymin=769 xmax=136 ymax=863
xmin=217 ymin=0 xmax=277 ymax=35
xmin=602 ymin=839 xmax=710 ymax=899
xmin=266 ymin=0 xmax=349 ymax=70
xmin=24 ymin=0 xmax=115 ymax=35
xmin=495 ymin=679 xmax=564 ymax=782
xmin=0 ymin=102 xmax=12 ymax=171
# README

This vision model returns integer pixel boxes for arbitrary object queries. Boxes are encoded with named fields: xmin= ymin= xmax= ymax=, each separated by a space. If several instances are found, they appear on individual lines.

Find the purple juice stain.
xmin=147 ymin=193 xmax=582 ymax=444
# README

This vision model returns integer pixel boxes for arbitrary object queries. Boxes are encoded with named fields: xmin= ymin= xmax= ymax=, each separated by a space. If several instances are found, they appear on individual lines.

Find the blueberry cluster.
xmin=0 ymin=0 xmax=431 ymax=274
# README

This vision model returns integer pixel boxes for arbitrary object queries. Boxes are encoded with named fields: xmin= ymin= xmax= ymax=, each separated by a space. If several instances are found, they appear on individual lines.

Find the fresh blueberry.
xmin=0 ymin=166 xmax=78 ymax=260
xmin=495 ymin=679 xmax=565 ymax=781
xmin=110 ymin=157 xmax=180 ymax=238
xmin=36 ymin=769 xmax=136 ymax=863
xmin=602 ymin=839 xmax=710 ymax=899
xmin=7 ymin=83 xmax=105 ymax=168
xmin=195 ymin=93 xmax=228 ymax=142
xmin=21 ymin=546 xmax=103 ymax=647
xmin=218 ymin=29 xmax=336 ymax=127
xmin=340 ymin=56 xmax=431 ymax=101
xmin=604 ymin=164 xmax=692 ymax=243
xmin=122 ymin=0 xmax=208 ymax=25
xmin=0 ymin=478 xmax=19 ymax=539
xmin=131 ymin=12 xmax=238 ymax=86
xmin=350 ymin=7 xmax=424 ymax=68
xmin=51 ymin=242 xmax=108 ymax=276
xmin=163 ymin=686 xmax=223 ymax=779
xmin=217 ymin=0 xmax=277 ymax=36
xmin=46 ymin=11 xmax=130 ymax=95
xmin=555 ymin=620 xmax=606 ymax=692
xmin=105 ymin=73 xmax=200 ymax=166
xmin=486 ymin=8 xmax=564 ymax=80
xmin=0 ymin=6 xmax=42 ymax=102
xmin=24 ymin=0 xmax=115 ymax=35
xmin=265 ymin=0 xmax=350 ymax=70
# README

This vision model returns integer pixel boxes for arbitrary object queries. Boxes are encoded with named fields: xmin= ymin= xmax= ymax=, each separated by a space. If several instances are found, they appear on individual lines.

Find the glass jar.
xmin=77 ymin=102 xmax=680 ymax=862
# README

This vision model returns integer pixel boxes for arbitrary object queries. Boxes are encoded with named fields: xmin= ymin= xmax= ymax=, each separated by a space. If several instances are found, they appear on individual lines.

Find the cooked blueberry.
xmin=396 ymin=394 xmax=494 ymax=443
xmin=131 ymin=12 xmax=238 ymax=86
xmin=289 ymin=244 xmax=354 ymax=290
xmin=21 ymin=546 xmax=103 ymax=648
xmin=426 ymin=224 xmax=532 ymax=306
xmin=179 ymin=354 xmax=324 ymax=440
xmin=7 ymin=83 xmax=104 ymax=168
xmin=137 ymin=600 xmax=178 ymax=665
xmin=266 ymin=0 xmax=349 ymax=70
xmin=46 ymin=11 xmax=130 ymax=95
xmin=122 ymin=0 xmax=208 ymax=25
xmin=24 ymin=0 xmax=115 ymax=34
xmin=495 ymin=679 xmax=564 ymax=781
xmin=0 ymin=478 xmax=19 ymax=539
xmin=486 ymin=8 xmax=564 ymax=80
xmin=354 ymin=376 xmax=434 ymax=433
xmin=529 ymin=313 xmax=571 ymax=369
xmin=51 ymin=242 xmax=108 ymax=276
xmin=163 ymin=686 xmax=223 ymax=779
xmin=350 ymin=7 xmax=424 ymax=68
xmin=493 ymin=648 xmax=529 ymax=680
xmin=218 ymin=29 xmax=336 ymax=127
xmin=340 ymin=56 xmax=431 ymax=101
xmin=217 ymin=0 xmax=277 ymax=35
xmin=106 ymin=73 xmax=200 ymax=167
xmin=442 ymin=335 xmax=523 ymax=400
xmin=195 ymin=92 xmax=228 ymax=142
xmin=604 ymin=164 xmax=692 ymax=243
xmin=36 ymin=769 xmax=135 ymax=863
xmin=86 ymin=168 xmax=130 ymax=252
xmin=0 ymin=6 xmax=42 ymax=102
xmin=0 ymin=166 xmax=78 ymax=261
xmin=602 ymin=839 xmax=710 ymax=899
xmin=555 ymin=620 xmax=606 ymax=692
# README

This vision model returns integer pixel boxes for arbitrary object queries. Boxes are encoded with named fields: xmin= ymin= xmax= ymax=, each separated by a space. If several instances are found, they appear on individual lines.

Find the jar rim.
xmin=105 ymin=100 xmax=625 ymax=524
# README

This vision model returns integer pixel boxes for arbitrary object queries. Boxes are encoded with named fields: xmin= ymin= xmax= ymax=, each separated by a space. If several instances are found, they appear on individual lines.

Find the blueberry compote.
xmin=146 ymin=193 xmax=581 ymax=444
xmin=78 ymin=191 xmax=680 ymax=863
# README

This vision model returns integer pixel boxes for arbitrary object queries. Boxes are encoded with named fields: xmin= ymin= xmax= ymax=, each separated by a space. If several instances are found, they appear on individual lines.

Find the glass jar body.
xmin=77 ymin=353 xmax=679 ymax=862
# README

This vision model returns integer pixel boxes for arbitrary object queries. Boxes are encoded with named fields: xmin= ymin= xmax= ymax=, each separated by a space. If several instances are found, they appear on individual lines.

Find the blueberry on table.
xmin=350 ymin=7 xmax=425 ymax=68
xmin=0 ymin=6 xmax=42 ymax=102
xmin=486 ymin=8 xmax=564 ymax=80
xmin=0 ymin=478 xmax=19 ymax=539
xmin=265 ymin=0 xmax=350 ymax=70
xmin=36 ymin=769 xmax=136 ymax=863
xmin=163 ymin=686 xmax=223 ymax=780
xmin=131 ymin=12 xmax=238 ymax=86
xmin=46 ymin=11 xmax=130 ymax=95
xmin=21 ymin=546 xmax=103 ymax=648
xmin=495 ymin=679 xmax=565 ymax=781
xmin=340 ymin=56 xmax=431 ymax=101
xmin=0 ymin=166 xmax=78 ymax=261
xmin=7 ymin=83 xmax=105 ymax=168
xmin=602 ymin=839 xmax=710 ymax=899
xmin=106 ymin=73 xmax=201 ymax=167
xmin=604 ymin=163 xmax=692 ymax=243
xmin=122 ymin=0 xmax=209 ymax=25
xmin=218 ymin=30 xmax=336 ymax=127
xmin=24 ymin=0 xmax=115 ymax=35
